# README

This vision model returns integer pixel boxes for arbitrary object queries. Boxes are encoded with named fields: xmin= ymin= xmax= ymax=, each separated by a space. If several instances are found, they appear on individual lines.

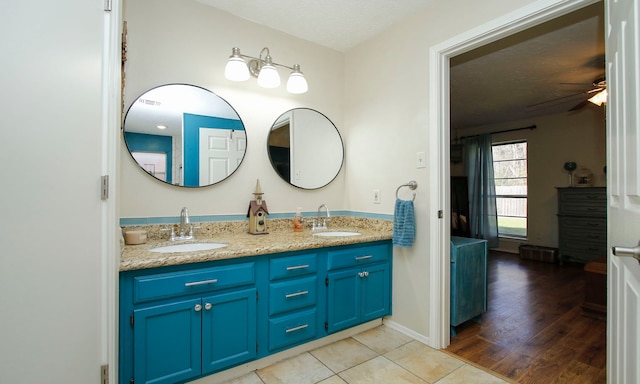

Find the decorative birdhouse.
xmin=247 ymin=179 xmax=269 ymax=235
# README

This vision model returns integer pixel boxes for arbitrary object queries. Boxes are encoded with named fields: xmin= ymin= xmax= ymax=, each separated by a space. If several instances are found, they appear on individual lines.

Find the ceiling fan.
xmin=528 ymin=77 xmax=607 ymax=111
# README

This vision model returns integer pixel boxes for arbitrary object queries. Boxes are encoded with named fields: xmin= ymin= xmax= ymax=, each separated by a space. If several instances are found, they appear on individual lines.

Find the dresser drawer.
xmin=133 ymin=262 xmax=255 ymax=303
xmin=558 ymin=188 xmax=606 ymax=216
xmin=269 ymin=253 xmax=318 ymax=281
xmin=269 ymin=276 xmax=318 ymax=316
xmin=327 ymin=243 xmax=390 ymax=271
xmin=268 ymin=308 xmax=317 ymax=351
xmin=559 ymin=216 xmax=606 ymax=233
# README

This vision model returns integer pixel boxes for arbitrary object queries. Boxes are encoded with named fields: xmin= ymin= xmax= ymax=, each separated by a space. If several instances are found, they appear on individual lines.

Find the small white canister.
xmin=124 ymin=230 xmax=147 ymax=245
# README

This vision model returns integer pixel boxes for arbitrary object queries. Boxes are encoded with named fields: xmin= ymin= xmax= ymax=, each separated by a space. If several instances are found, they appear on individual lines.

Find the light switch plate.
xmin=373 ymin=189 xmax=381 ymax=204
xmin=416 ymin=151 xmax=426 ymax=168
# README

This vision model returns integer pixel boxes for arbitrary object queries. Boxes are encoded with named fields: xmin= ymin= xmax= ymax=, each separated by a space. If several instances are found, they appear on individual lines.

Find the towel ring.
xmin=396 ymin=180 xmax=418 ymax=201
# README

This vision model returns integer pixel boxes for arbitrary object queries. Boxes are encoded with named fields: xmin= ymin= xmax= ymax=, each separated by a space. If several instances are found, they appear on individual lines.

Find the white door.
xmin=199 ymin=128 xmax=246 ymax=184
xmin=607 ymin=0 xmax=640 ymax=382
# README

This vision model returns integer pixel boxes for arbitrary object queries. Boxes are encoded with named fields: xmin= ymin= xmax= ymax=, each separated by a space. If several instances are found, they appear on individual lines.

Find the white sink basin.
xmin=313 ymin=231 xmax=361 ymax=237
xmin=150 ymin=243 xmax=227 ymax=253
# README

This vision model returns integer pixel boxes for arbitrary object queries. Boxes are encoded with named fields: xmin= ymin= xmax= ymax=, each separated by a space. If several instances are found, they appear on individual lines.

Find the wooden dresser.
xmin=557 ymin=187 xmax=606 ymax=264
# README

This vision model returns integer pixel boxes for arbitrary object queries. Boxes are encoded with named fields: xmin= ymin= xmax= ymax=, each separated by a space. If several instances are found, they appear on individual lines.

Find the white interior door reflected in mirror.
xmin=198 ymin=128 xmax=247 ymax=185
xmin=267 ymin=108 xmax=344 ymax=189
xmin=123 ymin=84 xmax=247 ymax=187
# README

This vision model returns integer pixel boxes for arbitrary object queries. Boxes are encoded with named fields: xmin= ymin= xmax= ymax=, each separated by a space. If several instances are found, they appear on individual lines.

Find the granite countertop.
xmin=120 ymin=217 xmax=393 ymax=272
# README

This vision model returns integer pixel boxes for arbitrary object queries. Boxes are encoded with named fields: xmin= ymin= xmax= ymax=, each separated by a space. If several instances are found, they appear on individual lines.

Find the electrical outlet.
xmin=373 ymin=189 xmax=381 ymax=204
xmin=416 ymin=151 xmax=426 ymax=168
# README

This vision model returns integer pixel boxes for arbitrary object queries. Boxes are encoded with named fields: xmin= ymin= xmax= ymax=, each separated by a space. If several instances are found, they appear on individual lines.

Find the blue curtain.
xmin=464 ymin=134 xmax=499 ymax=248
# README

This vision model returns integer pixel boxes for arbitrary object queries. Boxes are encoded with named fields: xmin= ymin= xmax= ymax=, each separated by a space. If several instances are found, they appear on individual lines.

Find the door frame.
xmin=428 ymin=0 xmax=601 ymax=349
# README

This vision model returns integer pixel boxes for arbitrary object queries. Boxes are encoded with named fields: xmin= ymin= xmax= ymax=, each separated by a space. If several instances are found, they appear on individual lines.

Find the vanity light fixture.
xmin=224 ymin=47 xmax=308 ymax=94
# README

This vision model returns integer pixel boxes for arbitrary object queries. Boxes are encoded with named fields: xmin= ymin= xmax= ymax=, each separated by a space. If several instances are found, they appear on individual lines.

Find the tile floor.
xmin=221 ymin=325 xmax=513 ymax=384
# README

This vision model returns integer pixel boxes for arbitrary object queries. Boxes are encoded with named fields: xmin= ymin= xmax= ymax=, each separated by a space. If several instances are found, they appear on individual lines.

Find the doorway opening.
xmin=427 ymin=0 xmax=604 ymax=362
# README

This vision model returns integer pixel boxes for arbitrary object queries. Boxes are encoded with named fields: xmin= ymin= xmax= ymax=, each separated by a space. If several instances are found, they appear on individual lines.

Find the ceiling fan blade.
xmin=569 ymin=99 xmax=589 ymax=111
xmin=527 ymin=92 xmax=589 ymax=108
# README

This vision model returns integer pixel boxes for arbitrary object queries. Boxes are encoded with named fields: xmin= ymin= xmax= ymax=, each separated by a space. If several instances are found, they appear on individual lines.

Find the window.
xmin=492 ymin=141 xmax=527 ymax=238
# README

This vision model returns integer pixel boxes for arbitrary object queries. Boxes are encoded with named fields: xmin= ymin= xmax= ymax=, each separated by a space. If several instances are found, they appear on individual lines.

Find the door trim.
xmin=428 ymin=0 xmax=600 ymax=349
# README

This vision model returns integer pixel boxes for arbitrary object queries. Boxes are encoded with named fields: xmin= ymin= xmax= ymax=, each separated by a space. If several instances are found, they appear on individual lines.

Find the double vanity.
xmin=119 ymin=217 xmax=393 ymax=384
xmin=119 ymin=84 xmax=380 ymax=383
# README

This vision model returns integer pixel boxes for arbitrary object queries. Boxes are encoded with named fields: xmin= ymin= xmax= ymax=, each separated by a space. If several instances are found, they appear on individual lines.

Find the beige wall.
xmin=451 ymin=108 xmax=606 ymax=253
xmin=122 ymin=0 xmax=345 ymax=218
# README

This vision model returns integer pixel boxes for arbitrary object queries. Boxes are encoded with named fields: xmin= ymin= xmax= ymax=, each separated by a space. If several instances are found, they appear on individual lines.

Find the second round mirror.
xmin=267 ymin=108 xmax=343 ymax=189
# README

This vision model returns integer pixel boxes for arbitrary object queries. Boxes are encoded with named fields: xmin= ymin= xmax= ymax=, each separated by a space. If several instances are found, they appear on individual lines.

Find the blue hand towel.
xmin=393 ymin=198 xmax=415 ymax=247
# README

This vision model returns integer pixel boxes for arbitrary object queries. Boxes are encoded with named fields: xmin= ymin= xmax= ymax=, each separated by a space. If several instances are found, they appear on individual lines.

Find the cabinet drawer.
xmin=559 ymin=216 xmax=606 ymax=233
xmin=270 ymin=253 xmax=318 ymax=281
xmin=327 ymin=244 xmax=390 ymax=271
xmin=558 ymin=188 xmax=606 ymax=216
xmin=133 ymin=262 xmax=255 ymax=303
xmin=269 ymin=276 xmax=317 ymax=316
xmin=268 ymin=308 xmax=317 ymax=351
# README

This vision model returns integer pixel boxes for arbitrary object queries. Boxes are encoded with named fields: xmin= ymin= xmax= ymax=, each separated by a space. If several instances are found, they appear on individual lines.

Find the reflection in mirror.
xmin=267 ymin=108 xmax=343 ymax=189
xmin=123 ymin=84 xmax=247 ymax=187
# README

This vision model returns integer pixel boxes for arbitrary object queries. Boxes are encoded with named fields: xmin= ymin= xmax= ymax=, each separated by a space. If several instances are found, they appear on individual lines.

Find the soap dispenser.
xmin=293 ymin=207 xmax=304 ymax=232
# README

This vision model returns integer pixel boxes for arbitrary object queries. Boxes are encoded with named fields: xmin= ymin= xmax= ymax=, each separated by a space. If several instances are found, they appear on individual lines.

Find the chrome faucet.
xmin=179 ymin=207 xmax=190 ymax=237
xmin=313 ymin=204 xmax=330 ymax=231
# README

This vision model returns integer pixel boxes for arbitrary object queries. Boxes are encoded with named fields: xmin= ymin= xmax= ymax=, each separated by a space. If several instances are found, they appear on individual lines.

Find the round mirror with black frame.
xmin=123 ymin=84 xmax=247 ymax=187
xmin=267 ymin=108 xmax=344 ymax=189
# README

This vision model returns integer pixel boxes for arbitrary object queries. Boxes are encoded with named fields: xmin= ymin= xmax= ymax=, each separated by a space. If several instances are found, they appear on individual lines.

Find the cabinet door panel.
xmin=202 ymin=288 xmax=257 ymax=374
xmin=361 ymin=264 xmax=390 ymax=322
xmin=134 ymin=299 xmax=201 ymax=384
xmin=327 ymin=269 xmax=360 ymax=333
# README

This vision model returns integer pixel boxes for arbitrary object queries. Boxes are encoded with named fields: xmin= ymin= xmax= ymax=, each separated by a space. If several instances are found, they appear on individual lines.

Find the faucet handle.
xmin=188 ymin=225 xmax=201 ymax=237
xmin=161 ymin=226 xmax=176 ymax=241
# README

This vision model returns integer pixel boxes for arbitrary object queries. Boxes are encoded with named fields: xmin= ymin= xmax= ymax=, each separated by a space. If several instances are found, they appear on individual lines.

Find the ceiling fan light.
xmin=588 ymin=89 xmax=607 ymax=106
xmin=286 ymin=65 xmax=308 ymax=94
xmin=224 ymin=48 xmax=250 ymax=81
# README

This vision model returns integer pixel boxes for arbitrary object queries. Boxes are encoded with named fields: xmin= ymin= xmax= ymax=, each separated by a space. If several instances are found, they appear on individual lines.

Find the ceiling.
xmin=196 ymin=0 xmax=437 ymax=52
xmin=196 ymin=0 xmax=605 ymax=130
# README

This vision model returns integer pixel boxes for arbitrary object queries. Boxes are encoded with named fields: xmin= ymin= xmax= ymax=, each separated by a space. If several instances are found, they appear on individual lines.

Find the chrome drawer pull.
xmin=185 ymin=278 xmax=218 ymax=287
xmin=285 ymin=324 xmax=309 ymax=333
xmin=286 ymin=264 xmax=310 ymax=271
xmin=355 ymin=255 xmax=373 ymax=261
xmin=285 ymin=290 xmax=309 ymax=298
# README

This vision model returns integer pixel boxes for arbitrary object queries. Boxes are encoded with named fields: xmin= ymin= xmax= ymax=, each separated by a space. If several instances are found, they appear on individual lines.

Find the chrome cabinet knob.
xmin=204 ymin=302 xmax=212 ymax=310
xmin=194 ymin=304 xmax=202 ymax=312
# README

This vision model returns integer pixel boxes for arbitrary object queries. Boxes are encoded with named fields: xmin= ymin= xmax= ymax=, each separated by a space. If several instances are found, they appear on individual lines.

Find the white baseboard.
xmin=382 ymin=318 xmax=432 ymax=347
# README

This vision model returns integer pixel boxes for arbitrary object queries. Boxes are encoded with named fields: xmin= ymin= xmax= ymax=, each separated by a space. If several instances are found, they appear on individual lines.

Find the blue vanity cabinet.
xmin=267 ymin=251 xmax=322 ymax=352
xmin=326 ymin=242 xmax=392 ymax=334
xmin=119 ymin=240 xmax=393 ymax=384
xmin=119 ymin=260 xmax=260 ymax=384
xmin=450 ymin=236 xmax=488 ymax=337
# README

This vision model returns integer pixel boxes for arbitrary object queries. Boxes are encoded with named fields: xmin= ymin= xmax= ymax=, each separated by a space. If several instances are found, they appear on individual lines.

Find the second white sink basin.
xmin=313 ymin=231 xmax=361 ymax=237
xmin=150 ymin=243 xmax=227 ymax=253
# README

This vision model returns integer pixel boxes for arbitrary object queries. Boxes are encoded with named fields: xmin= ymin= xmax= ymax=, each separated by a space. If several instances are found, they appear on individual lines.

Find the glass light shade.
xmin=588 ymin=89 xmax=607 ymax=106
xmin=257 ymin=64 xmax=280 ymax=88
xmin=225 ymin=57 xmax=250 ymax=81
xmin=286 ymin=65 xmax=308 ymax=94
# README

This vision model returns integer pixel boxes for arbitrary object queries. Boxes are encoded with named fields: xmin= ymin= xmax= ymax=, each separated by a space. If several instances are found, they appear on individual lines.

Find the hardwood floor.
xmin=446 ymin=251 xmax=607 ymax=383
